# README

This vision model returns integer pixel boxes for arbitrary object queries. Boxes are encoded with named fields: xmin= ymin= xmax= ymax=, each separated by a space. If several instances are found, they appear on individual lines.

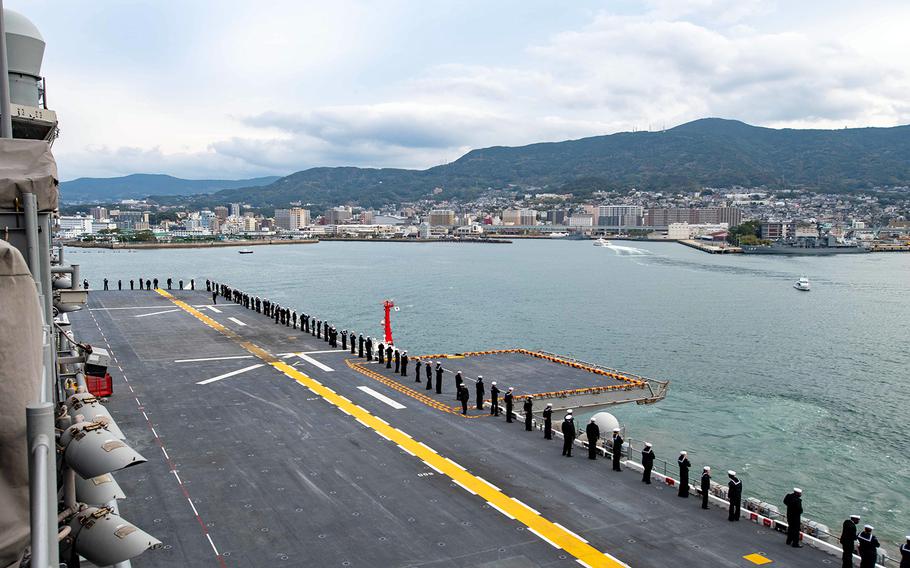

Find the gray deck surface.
xmin=67 ymin=290 xmax=835 ymax=567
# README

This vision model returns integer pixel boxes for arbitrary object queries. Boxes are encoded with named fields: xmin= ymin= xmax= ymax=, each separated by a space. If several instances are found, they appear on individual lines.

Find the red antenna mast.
xmin=382 ymin=300 xmax=396 ymax=344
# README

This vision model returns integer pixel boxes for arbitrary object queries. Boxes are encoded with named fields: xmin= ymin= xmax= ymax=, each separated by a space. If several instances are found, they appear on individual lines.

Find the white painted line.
xmin=227 ymin=317 xmax=247 ymax=326
xmin=528 ymin=527 xmax=561 ymax=549
xmin=477 ymin=476 xmax=501 ymax=491
xmin=295 ymin=353 xmax=334 ymax=372
xmin=188 ymin=499 xmax=199 ymax=516
xmin=298 ymin=349 xmax=345 ymax=355
xmin=135 ymin=398 xmax=142 ymax=406
xmin=174 ymin=355 xmax=254 ymax=363
xmin=172 ymin=470 xmax=182 ymax=484
xmin=134 ymin=308 xmax=180 ymax=318
xmin=512 ymin=497 xmax=540 ymax=515
xmin=376 ymin=431 xmax=392 ymax=441
xmin=576 ymin=560 xmax=593 ymax=568
xmin=553 ymin=523 xmax=588 ymax=544
xmin=206 ymin=533 xmax=219 ymax=555
xmin=151 ymin=428 xmax=159 ymax=438
xmin=161 ymin=447 xmax=170 ymax=459
xmin=90 ymin=306 xmax=174 ymax=311
xmin=356 ymin=386 xmax=406 ymax=410
xmin=486 ymin=501 xmax=515 ymax=520
xmin=424 ymin=462 xmax=443 ymax=474
xmin=206 ymin=305 xmax=222 ymax=314
xmin=397 ymin=444 xmax=416 ymax=456
xmin=281 ymin=353 xmax=295 ymax=359
xmin=453 ymin=480 xmax=477 ymax=495
xmin=373 ymin=416 xmax=389 ymax=425
xmin=446 ymin=458 xmax=467 ymax=471
xmin=355 ymin=418 xmax=370 ymax=428
xmin=417 ymin=441 xmax=436 ymax=454
xmin=197 ymin=363 xmax=264 ymax=385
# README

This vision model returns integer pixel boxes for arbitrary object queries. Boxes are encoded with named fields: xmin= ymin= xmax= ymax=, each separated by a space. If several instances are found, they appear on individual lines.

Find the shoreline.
xmin=64 ymin=239 xmax=318 ymax=250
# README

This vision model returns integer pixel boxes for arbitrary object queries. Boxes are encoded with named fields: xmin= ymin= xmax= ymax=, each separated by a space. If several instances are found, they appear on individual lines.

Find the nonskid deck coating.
xmin=68 ymin=290 xmax=835 ymax=567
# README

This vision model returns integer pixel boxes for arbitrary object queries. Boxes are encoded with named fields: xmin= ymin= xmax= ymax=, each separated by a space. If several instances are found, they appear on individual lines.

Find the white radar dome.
xmin=4 ymin=8 xmax=46 ymax=106
xmin=592 ymin=412 xmax=620 ymax=434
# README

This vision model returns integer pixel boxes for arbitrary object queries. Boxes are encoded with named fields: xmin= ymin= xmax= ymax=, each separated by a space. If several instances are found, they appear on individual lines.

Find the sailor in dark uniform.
xmin=340 ymin=329 xmax=346 ymax=350
xmin=212 ymin=290 xmax=217 ymax=304
xmin=425 ymin=361 xmax=434 ymax=390
xmin=523 ymin=397 xmax=533 ymax=431
xmin=103 ymin=278 xmax=109 ymax=290
xmin=366 ymin=337 xmax=374 ymax=361
xmin=700 ymin=466 xmax=711 ymax=509
xmin=206 ymin=280 xmax=211 ymax=292
xmin=504 ymin=387 xmax=514 ymax=423
xmin=292 ymin=311 xmax=297 ymax=328
xmin=179 ymin=279 xmax=183 ymax=290
xmin=641 ymin=442 xmax=654 ymax=483
xmin=857 ymin=525 xmax=879 ymax=568
xmin=475 ymin=376 xmax=485 ymax=410
xmin=839 ymin=515 xmax=860 ymax=568
xmin=458 ymin=384 xmax=469 ymax=415
xmin=727 ymin=471 xmax=742 ymax=521
xmin=489 ymin=382 xmax=499 ymax=415
xmin=118 ymin=279 xmax=122 ymax=290
xmin=543 ymin=404 xmax=552 ymax=439
xmin=190 ymin=279 xmax=195 ymax=290
xmin=154 ymin=278 xmax=160 ymax=289
xmin=145 ymin=279 xmax=150 ymax=290
xmin=358 ymin=334 xmax=364 ymax=358
xmin=378 ymin=342 xmax=385 ymax=363
xmin=414 ymin=358 xmax=422 ymax=383
xmin=561 ymin=412 xmax=575 ymax=457
xmin=784 ymin=488 xmax=803 ymax=547
xmin=394 ymin=349 xmax=401 ymax=373
xmin=585 ymin=418 xmax=599 ymax=459
xmin=898 ymin=535 xmax=909 ymax=568
xmin=677 ymin=451 xmax=691 ymax=497
xmin=400 ymin=351 xmax=408 ymax=376
xmin=385 ymin=345 xmax=393 ymax=369
xmin=454 ymin=371 xmax=463 ymax=400
xmin=434 ymin=363 xmax=443 ymax=394
xmin=611 ymin=429 xmax=623 ymax=471
xmin=130 ymin=279 xmax=135 ymax=290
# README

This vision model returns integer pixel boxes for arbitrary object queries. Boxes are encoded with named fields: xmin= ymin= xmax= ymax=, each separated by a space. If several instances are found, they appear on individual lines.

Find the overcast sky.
xmin=10 ymin=0 xmax=910 ymax=181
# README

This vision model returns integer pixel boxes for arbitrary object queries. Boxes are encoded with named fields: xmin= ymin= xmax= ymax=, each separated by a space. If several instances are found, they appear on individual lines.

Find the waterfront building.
xmin=90 ymin=206 xmax=108 ymax=221
xmin=325 ymin=206 xmax=352 ymax=224
xmin=213 ymin=206 xmax=229 ymax=220
xmin=596 ymin=205 xmax=643 ymax=227
xmin=57 ymin=215 xmax=93 ymax=237
xmin=646 ymin=207 xmax=742 ymax=228
xmin=275 ymin=207 xmax=311 ymax=230
xmin=230 ymin=203 xmax=242 ymax=218
xmin=568 ymin=213 xmax=594 ymax=227
xmin=429 ymin=209 xmax=456 ymax=227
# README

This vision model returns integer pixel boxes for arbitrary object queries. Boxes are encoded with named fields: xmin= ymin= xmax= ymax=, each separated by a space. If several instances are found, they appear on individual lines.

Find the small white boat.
xmin=794 ymin=277 xmax=810 ymax=291
xmin=593 ymin=238 xmax=611 ymax=247
xmin=549 ymin=232 xmax=568 ymax=239
xmin=238 ymin=248 xmax=254 ymax=254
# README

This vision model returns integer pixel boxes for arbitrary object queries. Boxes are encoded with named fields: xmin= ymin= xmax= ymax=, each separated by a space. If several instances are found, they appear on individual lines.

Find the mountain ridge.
xmin=60 ymin=173 xmax=281 ymax=203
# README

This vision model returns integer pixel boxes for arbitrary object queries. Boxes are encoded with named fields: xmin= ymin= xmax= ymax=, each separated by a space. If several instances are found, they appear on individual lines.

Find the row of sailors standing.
xmin=201 ymin=281 xmax=909 ymax=567
xmin=99 ymin=277 xmax=196 ymax=291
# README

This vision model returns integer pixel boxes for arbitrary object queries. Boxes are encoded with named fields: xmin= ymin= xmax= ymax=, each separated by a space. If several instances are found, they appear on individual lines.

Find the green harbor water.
xmin=66 ymin=240 xmax=910 ymax=544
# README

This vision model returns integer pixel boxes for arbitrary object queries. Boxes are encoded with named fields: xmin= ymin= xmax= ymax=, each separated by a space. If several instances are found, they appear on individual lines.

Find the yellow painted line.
xmin=155 ymin=289 xmax=627 ymax=568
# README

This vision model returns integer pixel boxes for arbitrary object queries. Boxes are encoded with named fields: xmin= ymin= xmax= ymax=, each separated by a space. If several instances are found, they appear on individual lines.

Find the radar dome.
xmin=592 ymin=412 xmax=620 ymax=434
xmin=4 ymin=8 xmax=46 ymax=106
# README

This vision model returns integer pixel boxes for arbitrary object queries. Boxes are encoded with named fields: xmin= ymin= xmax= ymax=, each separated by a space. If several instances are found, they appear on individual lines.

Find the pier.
xmin=67 ymin=289 xmax=849 ymax=567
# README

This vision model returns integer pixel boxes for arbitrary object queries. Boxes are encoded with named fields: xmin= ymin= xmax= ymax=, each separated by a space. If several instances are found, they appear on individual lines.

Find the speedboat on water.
xmin=794 ymin=277 xmax=810 ymax=291
xmin=593 ymin=238 xmax=611 ymax=247
xmin=238 ymin=248 xmax=254 ymax=254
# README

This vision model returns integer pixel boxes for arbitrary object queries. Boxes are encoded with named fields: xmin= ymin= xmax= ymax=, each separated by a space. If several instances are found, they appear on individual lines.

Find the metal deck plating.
xmin=68 ymin=290 xmax=833 ymax=567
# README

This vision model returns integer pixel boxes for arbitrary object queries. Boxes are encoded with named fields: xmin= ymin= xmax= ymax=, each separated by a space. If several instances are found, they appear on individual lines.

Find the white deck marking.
xmin=486 ymin=501 xmax=516 ymax=520
xmin=227 ymin=317 xmax=247 ymax=326
xmin=295 ymin=353 xmax=334 ymax=372
xmin=174 ymin=355 xmax=254 ymax=363
xmin=134 ymin=308 xmax=180 ymax=318
xmin=197 ymin=363 xmax=264 ymax=385
xmin=554 ymin=523 xmax=589 ymax=544
xmin=206 ymin=305 xmax=222 ymax=313
xmin=357 ymin=386 xmax=407 ymax=409
xmin=528 ymin=527 xmax=561 ymax=549
xmin=90 ymin=306 xmax=173 ymax=311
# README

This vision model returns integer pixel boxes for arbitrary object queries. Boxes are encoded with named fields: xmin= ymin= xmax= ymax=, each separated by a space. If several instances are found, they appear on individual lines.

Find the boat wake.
xmin=606 ymin=244 xmax=652 ymax=256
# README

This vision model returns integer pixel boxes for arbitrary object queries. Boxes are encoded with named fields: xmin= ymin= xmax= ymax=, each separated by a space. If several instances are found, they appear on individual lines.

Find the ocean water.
xmin=66 ymin=240 xmax=910 ymax=543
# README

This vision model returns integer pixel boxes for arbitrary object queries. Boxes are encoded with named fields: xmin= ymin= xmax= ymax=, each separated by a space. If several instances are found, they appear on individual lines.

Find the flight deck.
xmin=66 ymin=289 xmax=837 ymax=567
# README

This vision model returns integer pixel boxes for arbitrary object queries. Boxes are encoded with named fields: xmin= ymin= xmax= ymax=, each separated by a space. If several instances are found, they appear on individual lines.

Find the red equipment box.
xmin=86 ymin=373 xmax=113 ymax=397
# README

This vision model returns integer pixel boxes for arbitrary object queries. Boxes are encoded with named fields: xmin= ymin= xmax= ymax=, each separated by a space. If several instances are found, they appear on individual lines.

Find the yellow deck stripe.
xmin=156 ymin=290 xmax=627 ymax=568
